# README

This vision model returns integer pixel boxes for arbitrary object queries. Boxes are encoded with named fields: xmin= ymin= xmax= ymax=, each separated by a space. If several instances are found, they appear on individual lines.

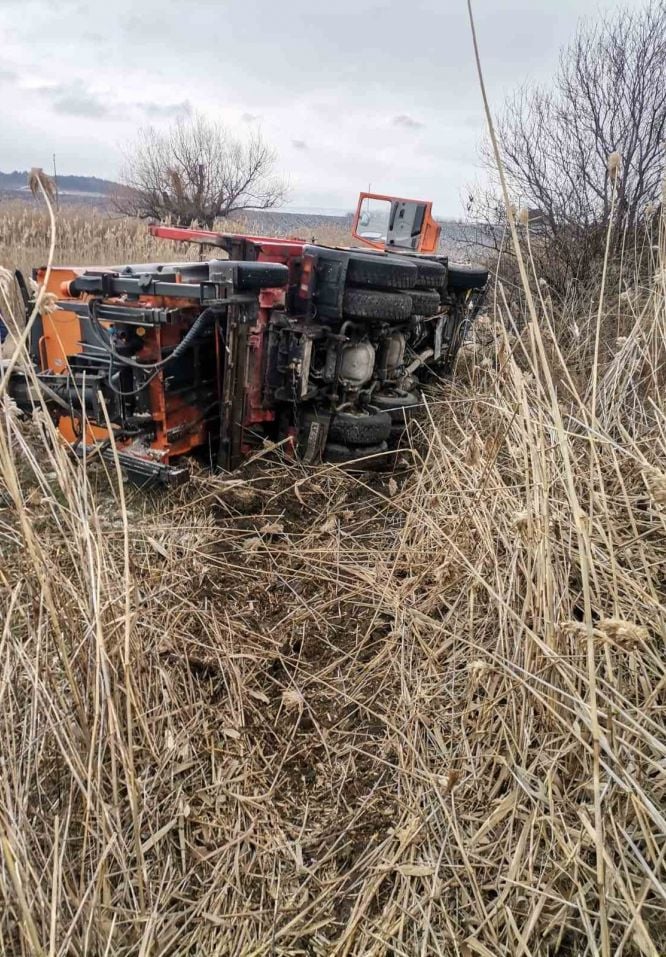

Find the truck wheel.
xmin=371 ymin=390 xmax=421 ymax=423
xmin=447 ymin=263 xmax=489 ymax=291
xmin=323 ymin=441 xmax=390 ymax=468
xmin=414 ymin=259 xmax=448 ymax=289
xmin=346 ymin=253 xmax=417 ymax=290
xmin=342 ymin=287 xmax=412 ymax=322
xmin=409 ymin=288 xmax=441 ymax=317
xmin=328 ymin=409 xmax=392 ymax=446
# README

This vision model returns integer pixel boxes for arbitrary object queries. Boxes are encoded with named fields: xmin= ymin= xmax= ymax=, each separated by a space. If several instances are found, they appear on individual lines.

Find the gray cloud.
xmin=392 ymin=114 xmax=424 ymax=130
xmin=0 ymin=0 xmax=650 ymax=214
xmin=38 ymin=81 xmax=192 ymax=123
xmin=49 ymin=82 xmax=110 ymax=118
xmin=139 ymin=99 xmax=192 ymax=120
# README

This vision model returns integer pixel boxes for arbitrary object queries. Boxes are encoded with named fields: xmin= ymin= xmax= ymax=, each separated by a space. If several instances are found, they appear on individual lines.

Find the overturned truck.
xmin=7 ymin=192 xmax=488 ymax=486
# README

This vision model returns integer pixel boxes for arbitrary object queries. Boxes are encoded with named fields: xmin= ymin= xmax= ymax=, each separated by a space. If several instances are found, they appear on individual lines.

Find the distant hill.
xmin=0 ymin=170 xmax=119 ymax=198
xmin=0 ymin=171 xmax=487 ymax=258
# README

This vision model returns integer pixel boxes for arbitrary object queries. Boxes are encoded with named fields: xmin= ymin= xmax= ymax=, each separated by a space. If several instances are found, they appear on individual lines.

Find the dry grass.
xmin=0 ymin=200 xmax=664 ymax=956
xmin=0 ymin=203 xmax=353 ymax=278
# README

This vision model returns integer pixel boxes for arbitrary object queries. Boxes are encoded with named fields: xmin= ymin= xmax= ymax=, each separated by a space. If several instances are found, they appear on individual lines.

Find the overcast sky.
xmin=0 ymin=0 xmax=649 ymax=216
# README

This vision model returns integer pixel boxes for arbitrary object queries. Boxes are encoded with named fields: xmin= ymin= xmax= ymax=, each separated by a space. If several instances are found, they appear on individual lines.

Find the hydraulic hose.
xmin=88 ymin=301 xmax=225 ymax=372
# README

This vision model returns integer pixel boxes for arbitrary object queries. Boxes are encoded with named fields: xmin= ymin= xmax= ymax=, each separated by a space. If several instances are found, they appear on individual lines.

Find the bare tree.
xmin=472 ymin=2 xmax=666 ymax=285
xmin=115 ymin=113 xmax=288 ymax=227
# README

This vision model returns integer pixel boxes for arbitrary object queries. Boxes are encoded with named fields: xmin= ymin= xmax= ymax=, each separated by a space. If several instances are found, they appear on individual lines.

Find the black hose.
xmin=106 ymin=361 xmax=160 ymax=397
xmin=85 ymin=301 xmax=225 ymax=398
xmin=88 ymin=302 xmax=224 ymax=372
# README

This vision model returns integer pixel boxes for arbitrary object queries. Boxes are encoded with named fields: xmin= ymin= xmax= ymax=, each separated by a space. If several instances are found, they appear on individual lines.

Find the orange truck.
xmin=6 ymin=192 xmax=487 ymax=486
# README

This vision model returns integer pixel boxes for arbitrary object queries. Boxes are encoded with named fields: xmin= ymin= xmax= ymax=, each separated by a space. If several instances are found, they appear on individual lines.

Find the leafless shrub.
xmin=470 ymin=1 xmax=666 ymax=289
xmin=115 ymin=112 xmax=288 ymax=227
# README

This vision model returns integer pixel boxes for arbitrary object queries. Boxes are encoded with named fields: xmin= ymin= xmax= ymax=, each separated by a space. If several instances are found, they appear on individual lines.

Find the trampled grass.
xmin=0 ymin=199 xmax=664 ymax=956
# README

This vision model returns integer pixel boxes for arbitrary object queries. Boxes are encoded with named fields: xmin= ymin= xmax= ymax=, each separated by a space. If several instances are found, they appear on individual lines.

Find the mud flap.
xmin=301 ymin=418 xmax=329 ymax=464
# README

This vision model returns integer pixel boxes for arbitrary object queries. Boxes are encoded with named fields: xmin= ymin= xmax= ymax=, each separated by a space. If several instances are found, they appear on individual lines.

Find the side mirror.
xmin=352 ymin=192 xmax=441 ymax=253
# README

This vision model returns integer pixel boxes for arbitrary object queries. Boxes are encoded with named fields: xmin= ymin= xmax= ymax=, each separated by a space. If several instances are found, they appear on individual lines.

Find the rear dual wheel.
xmin=328 ymin=409 xmax=392 ymax=446
xmin=344 ymin=254 xmax=447 ymax=294
xmin=342 ymin=287 xmax=412 ymax=323
xmin=323 ymin=441 xmax=391 ymax=468
xmin=409 ymin=288 xmax=441 ymax=317
xmin=300 ymin=407 xmax=392 ymax=450
xmin=344 ymin=253 xmax=417 ymax=290
xmin=413 ymin=259 xmax=447 ymax=289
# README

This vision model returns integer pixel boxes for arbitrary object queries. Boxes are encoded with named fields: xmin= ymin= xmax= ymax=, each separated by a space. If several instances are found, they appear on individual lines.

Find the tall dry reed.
xmin=0 ymin=182 xmax=664 ymax=955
